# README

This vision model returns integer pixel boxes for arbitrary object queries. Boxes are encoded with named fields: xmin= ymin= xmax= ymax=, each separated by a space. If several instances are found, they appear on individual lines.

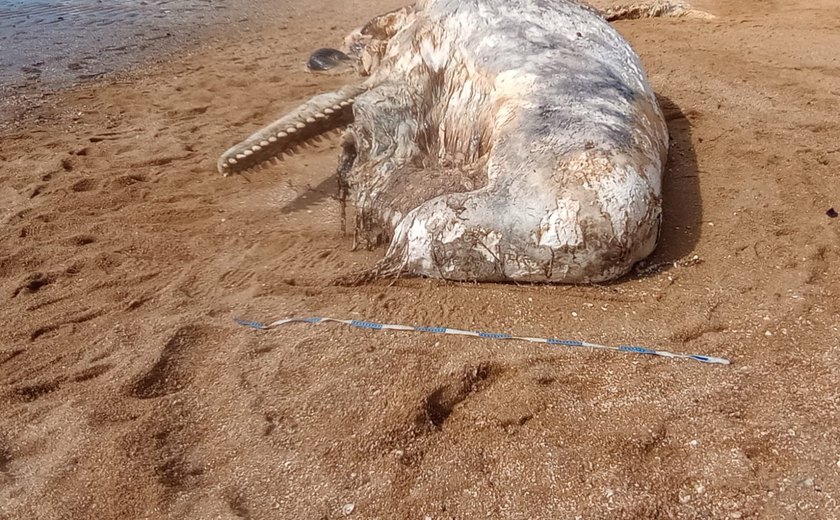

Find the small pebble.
xmin=342 ymin=503 xmax=355 ymax=515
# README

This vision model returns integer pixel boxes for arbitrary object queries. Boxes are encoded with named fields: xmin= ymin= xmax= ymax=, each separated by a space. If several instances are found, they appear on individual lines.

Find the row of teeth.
xmin=223 ymin=99 xmax=354 ymax=168
xmin=232 ymin=129 xmax=342 ymax=171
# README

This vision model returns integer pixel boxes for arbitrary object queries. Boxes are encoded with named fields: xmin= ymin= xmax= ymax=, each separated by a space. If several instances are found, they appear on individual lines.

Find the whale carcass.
xmin=218 ymin=0 xmax=672 ymax=283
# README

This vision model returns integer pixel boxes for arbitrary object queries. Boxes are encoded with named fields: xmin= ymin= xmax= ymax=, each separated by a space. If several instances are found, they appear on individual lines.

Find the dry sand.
xmin=1 ymin=0 xmax=839 ymax=518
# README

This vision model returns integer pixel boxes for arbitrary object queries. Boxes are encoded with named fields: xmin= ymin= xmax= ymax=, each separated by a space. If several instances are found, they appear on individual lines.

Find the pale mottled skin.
xmin=219 ymin=0 xmax=673 ymax=283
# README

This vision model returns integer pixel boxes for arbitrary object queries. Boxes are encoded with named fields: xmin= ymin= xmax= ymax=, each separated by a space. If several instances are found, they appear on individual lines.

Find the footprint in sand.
xmin=65 ymin=234 xmax=96 ymax=247
xmin=72 ymin=363 xmax=113 ymax=383
xmin=9 ymin=362 xmax=113 ymax=402
xmin=419 ymin=363 xmax=495 ymax=429
xmin=11 ymin=272 xmax=55 ymax=298
xmin=129 ymin=325 xmax=209 ymax=399
xmin=111 ymin=173 xmax=148 ymax=188
xmin=15 ymin=379 xmax=62 ymax=402
xmin=70 ymin=178 xmax=97 ymax=192
xmin=150 ymin=424 xmax=205 ymax=491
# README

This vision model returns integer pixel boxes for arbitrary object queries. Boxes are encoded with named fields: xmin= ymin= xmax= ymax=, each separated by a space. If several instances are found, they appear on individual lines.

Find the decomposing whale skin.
xmin=218 ymin=0 xmax=670 ymax=283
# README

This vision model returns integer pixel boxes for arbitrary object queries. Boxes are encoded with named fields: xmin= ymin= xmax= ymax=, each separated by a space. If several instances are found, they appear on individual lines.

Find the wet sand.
xmin=1 ymin=0 xmax=840 ymax=518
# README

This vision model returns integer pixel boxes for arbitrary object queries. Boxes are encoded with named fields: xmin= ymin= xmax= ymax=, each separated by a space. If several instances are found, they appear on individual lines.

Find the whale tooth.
xmin=227 ymin=158 xmax=237 ymax=164
xmin=236 ymin=153 xmax=246 ymax=159
xmin=339 ymin=101 xmax=350 ymax=107
xmin=314 ymin=113 xmax=326 ymax=119
xmin=286 ymin=127 xmax=297 ymax=134
xmin=259 ymin=140 xmax=269 ymax=147
xmin=295 ymin=122 xmax=305 ymax=129
xmin=251 ymin=145 xmax=262 ymax=152
xmin=324 ymin=108 xmax=334 ymax=114
xmin=305 ymin=117 xmax=315 ymax=123
xmin=277 ymin=132 xmax=288 ymax=138
xmin=332 ymin=104 xmax=341 ymax=110
xmin=268 ymin=136 xmax=277 ymax=142
xmin=243 ymin=150 xmax=254 ymax=156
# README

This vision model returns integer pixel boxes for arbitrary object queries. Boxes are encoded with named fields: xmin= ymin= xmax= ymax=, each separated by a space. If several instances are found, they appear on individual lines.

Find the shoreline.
xmin=0 ymin=0 xmax=295 ymax=131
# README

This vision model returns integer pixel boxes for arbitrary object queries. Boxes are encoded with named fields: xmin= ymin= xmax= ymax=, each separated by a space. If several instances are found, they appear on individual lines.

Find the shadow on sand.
xmin=645 ymin=94 xmax=704 ymax=267
xmin=278 ymin=175 xmax=338 ymax=215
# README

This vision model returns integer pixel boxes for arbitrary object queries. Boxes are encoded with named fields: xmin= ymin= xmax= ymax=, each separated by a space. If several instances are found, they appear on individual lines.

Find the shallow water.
xmin=0 ymin=0 xmax=256 ymax=91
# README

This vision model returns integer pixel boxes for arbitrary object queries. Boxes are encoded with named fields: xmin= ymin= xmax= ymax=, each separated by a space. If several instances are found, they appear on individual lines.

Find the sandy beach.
xmin=1 ymin=0 xmax=839 ymax=518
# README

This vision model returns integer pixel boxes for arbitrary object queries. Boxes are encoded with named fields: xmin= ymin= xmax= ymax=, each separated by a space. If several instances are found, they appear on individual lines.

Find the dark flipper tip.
xmin=306 ymin=48 xmax=352 ymax=73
